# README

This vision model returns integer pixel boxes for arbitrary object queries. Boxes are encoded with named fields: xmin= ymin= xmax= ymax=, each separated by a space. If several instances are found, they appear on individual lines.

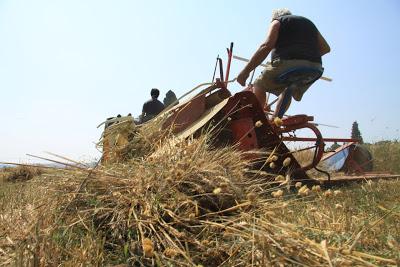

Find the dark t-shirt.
xmin=271 ymin=15 xmax=321 ymax=64
xmin=142 ymin=98 xmax=165 ymax=117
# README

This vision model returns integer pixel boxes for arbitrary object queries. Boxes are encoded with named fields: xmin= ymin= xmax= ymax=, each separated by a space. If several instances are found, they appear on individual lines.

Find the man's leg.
xmin=252 ymin=85 xmax=267 ymax=108
xmin=273 ymin=86 xmax=293 ymax=118
xmin=253 ymin=63 xmax=285 ymax=112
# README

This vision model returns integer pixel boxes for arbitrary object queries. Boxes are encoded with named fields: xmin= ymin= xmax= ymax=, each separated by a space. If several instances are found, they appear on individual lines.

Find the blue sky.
xmin=1 ymin=0 xmax=399 ymax=163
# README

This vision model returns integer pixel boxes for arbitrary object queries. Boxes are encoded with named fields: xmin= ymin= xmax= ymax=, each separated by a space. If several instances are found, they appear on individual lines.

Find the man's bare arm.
xmin=141 ymin=104 xmax=146 ymax=120
xmin=237 ymin=20 xmax=280 ymax=86
xmin=318 ymin=32 xmax=330 ymax=56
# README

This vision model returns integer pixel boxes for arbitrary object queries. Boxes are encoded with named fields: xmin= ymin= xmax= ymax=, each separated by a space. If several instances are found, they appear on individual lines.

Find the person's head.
xmin=166 ymin=90 xmax=176 ymax=97
xmin=271 ymin=8 xmax=292 ymax=20
xmin=150 ymin=88 xmax=160 ymax=99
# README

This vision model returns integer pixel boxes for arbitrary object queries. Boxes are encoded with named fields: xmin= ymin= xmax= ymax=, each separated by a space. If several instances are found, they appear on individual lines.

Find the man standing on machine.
xmin=236 ymin=8 xmax=330 ymax=117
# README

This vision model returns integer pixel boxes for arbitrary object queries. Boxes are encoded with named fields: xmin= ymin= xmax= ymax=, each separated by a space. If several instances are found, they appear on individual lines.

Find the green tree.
xmin=329 ymin=142 xmax=340 ymax=151
xmin=351 ymin=121 xmax=364 ymax=144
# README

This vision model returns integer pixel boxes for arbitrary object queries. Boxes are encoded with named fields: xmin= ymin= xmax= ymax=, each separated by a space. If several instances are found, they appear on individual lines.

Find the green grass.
xmin=274 ymin=180 xmax=400 ymax=260
xmin=365 ymin=140 xmax=400 ymax=173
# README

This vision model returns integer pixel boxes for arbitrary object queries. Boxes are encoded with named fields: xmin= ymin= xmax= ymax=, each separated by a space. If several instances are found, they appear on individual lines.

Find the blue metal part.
xmin=277 ymin=85 xmax=294 ymax=118
xmin=277 ymin=66 xmax=323 ymax=85
xmin=324 ymin=147 xmax=350 ymax=171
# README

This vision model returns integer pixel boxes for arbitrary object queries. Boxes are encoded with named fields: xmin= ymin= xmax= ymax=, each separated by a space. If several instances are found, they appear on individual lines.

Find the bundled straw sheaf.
xmin=5 ymin=166 xmax=42 ymax=182
xmin=3 ymin=119 xmax=398 ymax=266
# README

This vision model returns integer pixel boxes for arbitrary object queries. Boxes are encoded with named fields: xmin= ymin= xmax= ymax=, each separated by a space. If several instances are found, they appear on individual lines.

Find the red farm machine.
xmin=102 ymin=43 xmax=399 ymax=186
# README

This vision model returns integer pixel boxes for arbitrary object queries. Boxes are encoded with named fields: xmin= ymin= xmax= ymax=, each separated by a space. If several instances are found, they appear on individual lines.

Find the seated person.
xmin=163 ymin=90 xmax=178 ymax=108
xmin=237 ymin=8 xmax=330 ymax=118
xmin=141 ymin=88 xmax=165 ymax=123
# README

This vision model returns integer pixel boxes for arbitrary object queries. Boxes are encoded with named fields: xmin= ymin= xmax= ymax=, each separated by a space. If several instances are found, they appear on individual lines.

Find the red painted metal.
xmin=281 ymin=114 xmax=314 ymax=127
xmin=344 ymin=152 xmax=366 ymax=174
xmin=278 ymin=121 xmax=325 ymax=172
xmin=278 ymin=115 xmax=357 ymax=171
xmin=322 ymin=173 xmax=400 ymax=187
xmin=162 ymin=92 xmax=207 ymax=134
xmin=270 ymin=173 xmax=400 ymax=187
xmin=282 ymin=137 xmax=360 ymax=143
xmin=321 ymin=138 xmax=360 ymax=143
xmin=215 ymin=78 xmax=231 ymax=97
xmin=341 ymin=145 xmax=373 ymax=174
xmin=216 ymin=90 xmax=309 ymax=180
xmin=229 ymin=118 xmax=258 ymax=151
xmin=225 ymin=42 xmax=234 ymax=84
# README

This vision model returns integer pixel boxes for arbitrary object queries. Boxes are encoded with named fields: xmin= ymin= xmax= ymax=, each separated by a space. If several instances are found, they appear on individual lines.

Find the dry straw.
xmin=1 ymin=117 xmax=398 ymax=266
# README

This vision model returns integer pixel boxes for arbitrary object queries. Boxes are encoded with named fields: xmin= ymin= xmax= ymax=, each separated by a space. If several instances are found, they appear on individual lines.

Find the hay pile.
xmin=3 ymin=120 xmax=398 ymax=266
xmin=5 ymin=166 xmax=43 ymax=182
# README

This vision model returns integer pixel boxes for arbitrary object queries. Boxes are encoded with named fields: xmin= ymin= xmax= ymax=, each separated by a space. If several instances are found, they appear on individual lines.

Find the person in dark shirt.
xmin=163 ymin=90 xmax=178 ymax=108
xmin=237 ymin=8 xmax=330 ymax=118
xmin=141 ymin=88 xmax=165 ymax=123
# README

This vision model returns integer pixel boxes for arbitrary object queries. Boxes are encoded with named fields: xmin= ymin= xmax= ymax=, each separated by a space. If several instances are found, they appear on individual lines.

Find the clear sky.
xmin=1 ymin=0 xmax=400 ymax=163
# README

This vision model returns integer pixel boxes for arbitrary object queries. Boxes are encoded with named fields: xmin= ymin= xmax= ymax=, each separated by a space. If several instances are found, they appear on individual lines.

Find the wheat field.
xmin=1 ymin=121 xmax=399 ymax=266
